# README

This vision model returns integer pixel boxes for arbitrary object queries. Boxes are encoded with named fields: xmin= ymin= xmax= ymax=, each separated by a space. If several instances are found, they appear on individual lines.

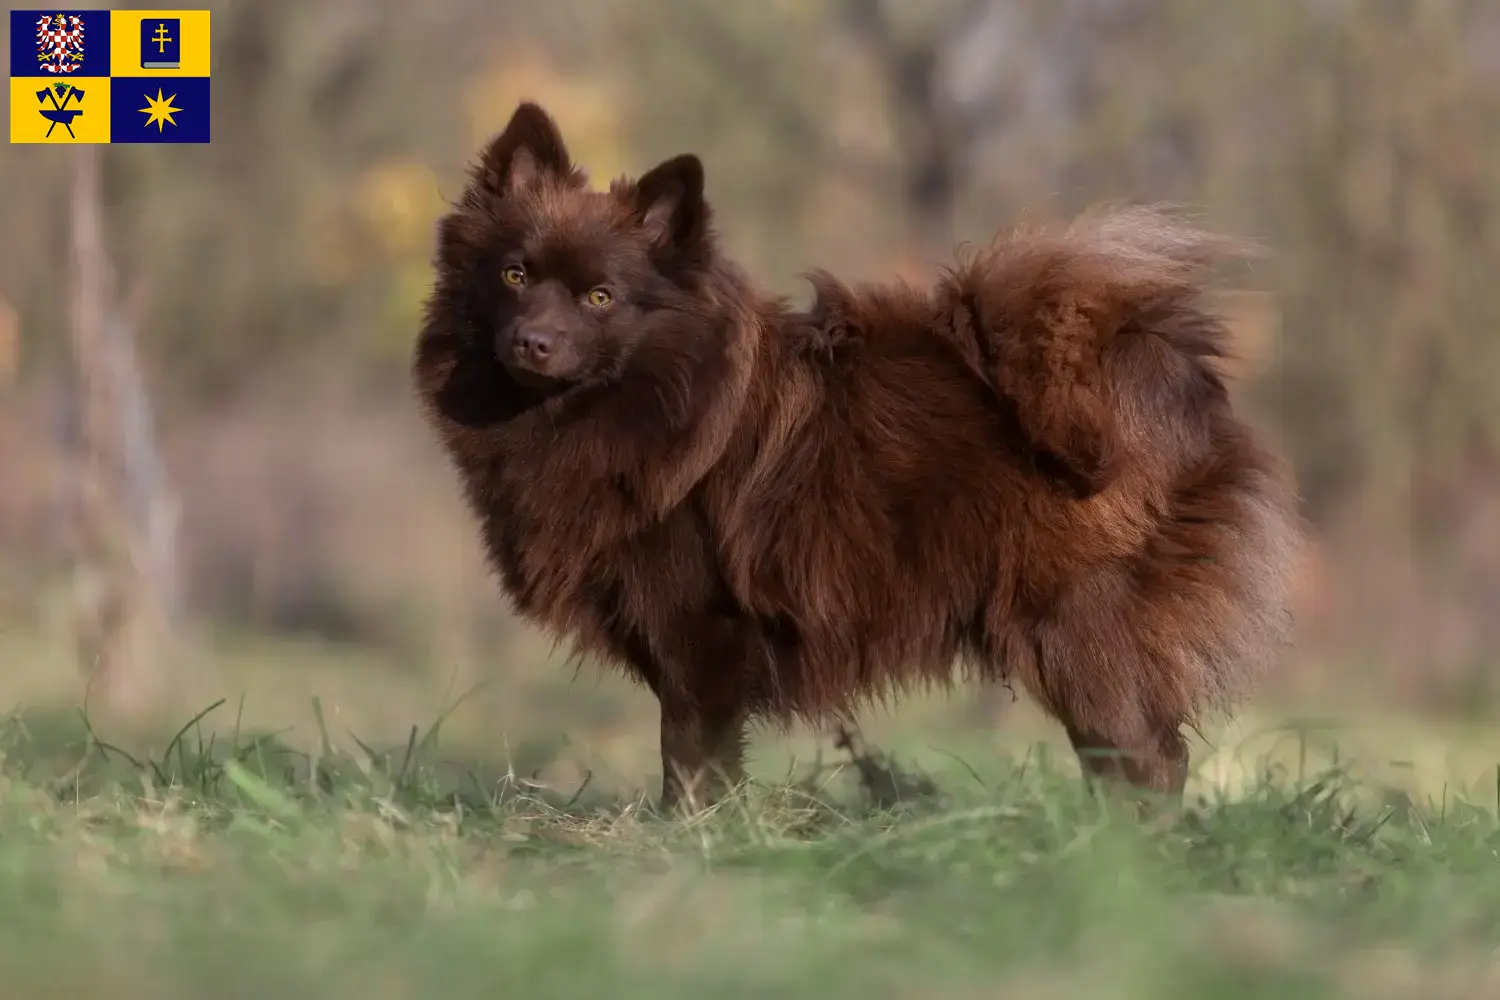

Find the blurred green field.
xmin=8 ymin=624 xmax=1500 ymax=810
xmin=1 ymin=691 xmax=1499 ymax=1000
xmin=5 ymin=625 xmax=1500 ymax=998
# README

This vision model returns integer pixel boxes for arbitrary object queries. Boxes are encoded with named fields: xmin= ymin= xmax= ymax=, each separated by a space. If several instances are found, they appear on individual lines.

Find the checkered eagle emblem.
xmin=35 ymin=13 xmax=85 ymax=75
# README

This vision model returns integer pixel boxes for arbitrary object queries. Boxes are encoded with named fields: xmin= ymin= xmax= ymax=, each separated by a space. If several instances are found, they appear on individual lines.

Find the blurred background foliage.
xmin=2 ymin=0 xmax=1500 ymax=780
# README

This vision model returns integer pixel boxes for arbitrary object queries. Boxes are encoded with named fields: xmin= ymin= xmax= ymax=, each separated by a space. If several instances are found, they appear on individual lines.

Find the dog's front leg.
xmin=657 ymin=695 xmax=747 ymax=813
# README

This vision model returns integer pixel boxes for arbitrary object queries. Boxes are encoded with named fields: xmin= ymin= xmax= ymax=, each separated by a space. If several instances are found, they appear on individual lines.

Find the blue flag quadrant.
xmin=109 ymin=75 xmax=209 ymax=143
xmin=9 ymin=10 xmax=112 ymax=78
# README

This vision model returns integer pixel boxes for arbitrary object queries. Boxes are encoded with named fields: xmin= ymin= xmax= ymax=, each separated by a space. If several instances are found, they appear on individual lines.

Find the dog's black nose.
xmin=513 ymin=327 xmax=555 ymax=367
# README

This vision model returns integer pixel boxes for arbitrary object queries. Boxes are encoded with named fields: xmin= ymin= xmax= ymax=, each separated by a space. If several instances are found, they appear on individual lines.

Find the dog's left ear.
xmin=631 ymin=154 xmax=712 ymax=270
xmin=475 ymin=101 xmax=572 ymax=198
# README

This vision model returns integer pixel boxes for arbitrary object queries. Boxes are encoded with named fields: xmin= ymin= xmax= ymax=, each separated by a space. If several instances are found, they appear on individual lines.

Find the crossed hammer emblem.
xmin=36 ymin=82 xmax=86 ymax=138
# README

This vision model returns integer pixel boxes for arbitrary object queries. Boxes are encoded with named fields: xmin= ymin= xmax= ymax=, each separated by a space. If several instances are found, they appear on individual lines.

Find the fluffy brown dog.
xmin=413 ymin=102 xmax=1300 ymax=808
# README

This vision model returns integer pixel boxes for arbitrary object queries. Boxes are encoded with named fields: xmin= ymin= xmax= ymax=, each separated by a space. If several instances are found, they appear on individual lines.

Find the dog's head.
xmin=433 ymin=102 xmax=717 ymax=390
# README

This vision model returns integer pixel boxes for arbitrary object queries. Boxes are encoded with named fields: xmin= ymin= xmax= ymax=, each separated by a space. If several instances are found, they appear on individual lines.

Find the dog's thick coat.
xmin=414 ymin=103 xmax=1300 ymax=805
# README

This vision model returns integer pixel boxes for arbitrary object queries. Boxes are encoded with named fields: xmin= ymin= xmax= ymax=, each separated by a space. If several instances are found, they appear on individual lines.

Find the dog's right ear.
xmin=475 ymin=102 xmax=572 ymax=197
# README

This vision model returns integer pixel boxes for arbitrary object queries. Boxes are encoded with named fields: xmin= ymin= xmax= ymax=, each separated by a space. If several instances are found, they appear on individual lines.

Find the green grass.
xmin=1 ymin=705 xmax=1499 ymax=999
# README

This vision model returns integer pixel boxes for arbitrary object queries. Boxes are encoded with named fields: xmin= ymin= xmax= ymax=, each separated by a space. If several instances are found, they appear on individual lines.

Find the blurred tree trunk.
xmin=840 ymin=0 xmax=1010 ymax=261
xmin=67 ymin=145 xmax=180 ymax=721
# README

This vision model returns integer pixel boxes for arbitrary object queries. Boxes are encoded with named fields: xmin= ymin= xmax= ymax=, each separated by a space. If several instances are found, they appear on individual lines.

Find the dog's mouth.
xmin=498 ymin=354 xmax=582 ymax=392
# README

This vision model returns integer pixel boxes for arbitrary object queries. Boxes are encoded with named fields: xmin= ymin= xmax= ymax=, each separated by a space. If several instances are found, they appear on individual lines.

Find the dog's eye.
xmin=501 ymin=265 xmax=526 ymax=287
xmin=586 ymin=287 xmax=613 ymax=308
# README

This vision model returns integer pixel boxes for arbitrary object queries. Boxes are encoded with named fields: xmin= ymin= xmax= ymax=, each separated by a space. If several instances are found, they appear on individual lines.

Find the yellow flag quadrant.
xmin=109 ymin=10 xmax=212 ymax=77
xmin=10 ymin=76 xmax=112 ymax=143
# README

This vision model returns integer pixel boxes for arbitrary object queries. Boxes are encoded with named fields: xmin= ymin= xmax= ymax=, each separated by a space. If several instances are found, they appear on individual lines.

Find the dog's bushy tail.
xmin=939 ymin=205 xmax=1257 ymax=497
xmin=943 ymin=206 xmax=1300 ymax=718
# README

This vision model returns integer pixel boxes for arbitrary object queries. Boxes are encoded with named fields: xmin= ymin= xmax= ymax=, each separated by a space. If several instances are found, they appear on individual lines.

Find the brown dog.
xmin=413 ymin=102 xmax=1300 ymax=809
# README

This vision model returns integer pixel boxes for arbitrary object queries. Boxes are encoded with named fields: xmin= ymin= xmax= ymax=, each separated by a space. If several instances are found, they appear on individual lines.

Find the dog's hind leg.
xmin=1006 ymin=637 xmax=1191 ymax=800
xmin=989 ymin=579 xmax=1198 ymax=803
xmin=1060 ymin=712 xmax=1189 ymax=799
